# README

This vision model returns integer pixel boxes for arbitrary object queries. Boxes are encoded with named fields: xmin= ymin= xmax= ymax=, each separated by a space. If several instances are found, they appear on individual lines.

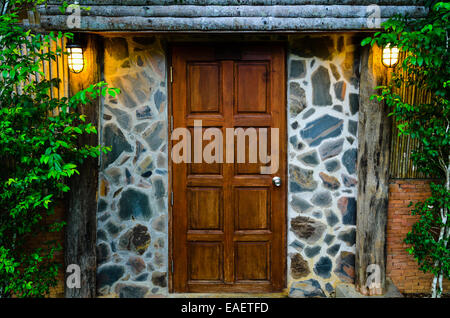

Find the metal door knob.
xmin=272 ymin=176 xmax=282 ymax=187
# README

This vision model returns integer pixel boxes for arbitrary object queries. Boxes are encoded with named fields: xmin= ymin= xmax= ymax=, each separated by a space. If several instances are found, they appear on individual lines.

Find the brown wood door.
xmin=170 ymin=45 xmax=286 ymax=293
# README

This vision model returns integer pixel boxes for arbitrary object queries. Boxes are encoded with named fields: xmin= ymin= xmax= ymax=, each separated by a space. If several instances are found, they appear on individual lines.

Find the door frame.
xmin=167 ymin=42 xmax=288 ymax=293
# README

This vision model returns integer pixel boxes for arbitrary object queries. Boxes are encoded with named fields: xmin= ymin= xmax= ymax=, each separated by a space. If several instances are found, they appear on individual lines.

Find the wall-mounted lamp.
xmin=67 ymin=41 xmax=84 ymax=74
xmin=382 ymin=45 xmax=399 ymax=68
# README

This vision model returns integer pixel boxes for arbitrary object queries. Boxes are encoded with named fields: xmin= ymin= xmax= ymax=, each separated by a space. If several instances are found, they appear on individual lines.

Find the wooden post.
xmin=355 ymin=44 xmax=391 ymax=295
xmin=65 ymin=34 xmax=102 ymax=298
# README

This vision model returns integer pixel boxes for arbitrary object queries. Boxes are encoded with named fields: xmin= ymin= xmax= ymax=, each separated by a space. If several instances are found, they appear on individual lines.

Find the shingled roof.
xmin=37 ymin=0 xmax=427 ymax=32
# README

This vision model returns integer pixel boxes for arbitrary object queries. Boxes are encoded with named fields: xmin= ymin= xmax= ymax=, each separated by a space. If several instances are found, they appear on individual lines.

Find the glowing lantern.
xmin=67 ymin=43 xmax=84 ymax=73
xmin=382 ymin=45 xmax=399 ymax=68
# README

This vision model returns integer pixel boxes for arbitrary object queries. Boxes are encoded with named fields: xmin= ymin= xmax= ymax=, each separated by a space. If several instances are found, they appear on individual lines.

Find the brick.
xmin=387 ymin=179 xmax=450 ymax=294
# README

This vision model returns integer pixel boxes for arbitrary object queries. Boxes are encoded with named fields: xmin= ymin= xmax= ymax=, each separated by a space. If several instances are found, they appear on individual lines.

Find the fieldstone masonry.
xmin=287 ymin=35 xmax=359 ymax=297
xmin=97 ymin=36 xmax=168 ymax=297
xmin=96 ymin=35 xmax=359 ymax=297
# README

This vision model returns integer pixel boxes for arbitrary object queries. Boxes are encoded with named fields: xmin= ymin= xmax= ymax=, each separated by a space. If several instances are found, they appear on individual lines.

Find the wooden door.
xmin=170 ymin=45 xmax=286 ymax=293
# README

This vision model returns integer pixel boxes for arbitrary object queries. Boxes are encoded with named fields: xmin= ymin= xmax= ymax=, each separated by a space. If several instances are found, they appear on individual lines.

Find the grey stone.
xmin=349 ymin=93 xmax=359 ymax=115
xmin=115 ymin=283 xmax=149 ymax=298
xmin=289 ymin=82 xmax=307 ymax=116
xmin=289 ymin=279 xmax=326 ymax=298
xmin=290 ymin=240 xmax=304 ymax=251
xmin=324 ymin=234 xmax=335 ymax=245
xmin=297 ymin=150 xmax=319 ymax=167
xmin=319 ymin=172 xmax=341 ymax=190
xmin=325 ymin=210 xmax=339 ymax=227
xmin=118 ymin=224 xmax=151 ymax=255
xmin=342 ymin=174 xmax=357 ymax=187
xmin=300 ymin=115 xmax=343 ymax=147
xmin=290 ymin=253 xmax=310 ymax=279
xmin=290 ymin=216 xmax=326 ymax=244
xmin=302 ymin=108 xmax=315 ymax=119
xmin=289 ymin=135 xmax=303 ymax=150
xmin=291 ymin=121 xmax=299 ymax=130
xmin=311 ymin=66 xmax=332 ymax=106
xmin=330 ymin=63 xmax=341 ymax=80
xmin=127 ymin=256 xmax=146 ymax=275
xmin=327 ymin=244 xmax=341 ymax=257
xmin=333 ymin=105 xmax=343 ymax=112
xmin=97 ymin=242 xmax=111 ymax=265
xmin=118 ymin=188 xmax=152 ymax=221
xmin=134 ymin=122 xmax=150 ymax=133
xmin=105 ymin=38 xmax=128 ymax=60
xmin=105 ymin=167 xmax=122 ymax=185
xmin=137 ymin=56 xmax=144 ymax=66
xmin=98 ymin=199 xmax=107 ymax=213
xmin=105 ymin=104 xmax=131 ymax=130
xmin=338 ymin=228 xmax=356 ymax=247
xmin=337 ymin=197 xmax=357 ymax=225
xmin=154 ymin=252 xmax=164 ymax=267
xmin=290 ymin=60 xmax=306 ymax=79
xmin=325 ymin=283 xmax=335 ymax=294
xmin=143 ymin=121 xmax=166 ymax=151
xmin=97 ymin=229 xmax=108 ymax=242
xmin=311 ymin=191 xmax=332 ymax=207
xmin=312 ymin=210 xmax=322 ymax=218
xmin=334 ymin=81 xmax=346 ymax=101
xmin=334 ymin=252 xmax=355 ymax=284
xmin=137 ymin=155 xmax=154 ymax=175
xmin=319 ymin=138 xmax=344 ymax=161
xmin=154 ymin=90 xmax=166 ymax=112
xmin=133 ymin=273 xmax=149 ymax=282
xmin=136 ymin=105 xmax=153 ymax=120
xmin=97 ymin=264 xmax=125 ymax=289
xmin=304 ymin=246 xmax=321 ymax=258
xmin=342 ymin=148 xmax=357 ymax=175
xmin=348 ymin=120 xmax=358 ymax=136
xmin=152 ymin=272 xmax=167 ymax=287
xmin=289 ymin=165 xmax=318 ymax=192
xmin=152 ymin=176 xmax=166 ymax=199
xmin=290 ymin=36 xmax=334 ymax=60
xmin=325 ymin=160 xmax=340 ymax=173
xmin=314 ymin=256 xmax=332 ymax=279
xmin=102 ymin=124 xmax=132 ymax=168
xmin=347 ymin=136 xmax=355 ymax=145
xmin=152 ymin=215 xmax=166 ymax=233
xmin=105 ymin=220 xmax=122 ymax=238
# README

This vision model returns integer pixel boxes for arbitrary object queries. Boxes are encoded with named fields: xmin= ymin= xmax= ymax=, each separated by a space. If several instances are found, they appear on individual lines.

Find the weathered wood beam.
xmin=65 ymin=34 xmax=102 ymax=298
xmin=40 ymin=5 xmax=427 ymax=18
xmin=40 ymin=16 xmax=392 ymax=31
xmin=46 ymin=0 xmax=425 ymax=5
xmin=355 ymin=44 xmax=391 ymax=296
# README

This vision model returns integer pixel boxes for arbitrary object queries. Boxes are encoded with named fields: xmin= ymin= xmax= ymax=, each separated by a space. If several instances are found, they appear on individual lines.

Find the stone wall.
xmin=287 ymin=35 xmax=360 ymax=297
xmin=96 ymin=36 xmax=169 ymax=297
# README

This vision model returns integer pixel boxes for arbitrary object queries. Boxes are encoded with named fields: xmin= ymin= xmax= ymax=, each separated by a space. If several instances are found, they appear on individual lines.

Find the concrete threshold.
xmin=335 ymin=279 xmax=403 ymax=298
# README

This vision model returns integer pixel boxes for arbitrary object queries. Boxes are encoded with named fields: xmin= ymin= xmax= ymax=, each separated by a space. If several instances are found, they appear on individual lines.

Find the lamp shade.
xmin=67 ymin=44 xmax=84 ymax=73
xmin=382 ymin=45 xmax=399 ymax=68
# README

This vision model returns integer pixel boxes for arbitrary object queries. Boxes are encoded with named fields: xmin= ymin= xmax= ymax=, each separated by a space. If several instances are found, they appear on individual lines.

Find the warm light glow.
xmin=382 ymin=45 xmax=399 ymax=68
xmin=68 ymin=47 xmax=84 ymax=73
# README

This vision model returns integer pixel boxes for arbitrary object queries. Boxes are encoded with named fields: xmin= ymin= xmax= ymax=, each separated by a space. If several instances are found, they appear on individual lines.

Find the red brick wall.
xmin=25 ymin=201 xmax=66 ymax=297
xmin=387 ymin=179 xmax=450 ymax=294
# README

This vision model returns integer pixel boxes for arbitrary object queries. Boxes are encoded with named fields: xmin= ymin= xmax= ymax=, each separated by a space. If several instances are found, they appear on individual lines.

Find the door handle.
xmin=272 ymin=176 xmax=282 ymax=187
